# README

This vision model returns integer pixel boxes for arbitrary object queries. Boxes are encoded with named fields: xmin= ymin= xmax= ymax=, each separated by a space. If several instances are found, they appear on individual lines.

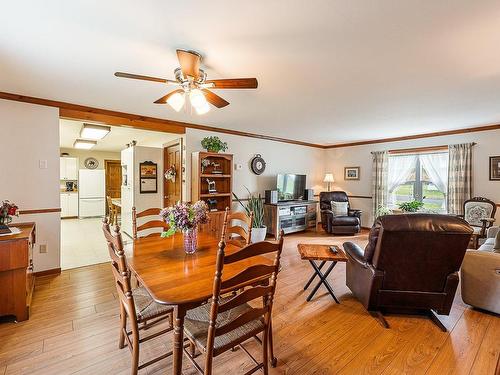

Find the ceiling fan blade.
xmin=154 ymin=89 xmax=184 ymax=104
xmin=202 ymin=89 xmax=230 ymax=108
xmin=176 ymin=49 xmax=201 ymax=79
xmin=114 ymin=71 xmax=178 ymax=84
xmin=205 ymin=78 xmax=258 ymax=89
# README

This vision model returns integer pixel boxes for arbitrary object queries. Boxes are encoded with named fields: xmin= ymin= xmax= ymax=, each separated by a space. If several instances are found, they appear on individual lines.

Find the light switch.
xmin=39 ymin=160 xmax=48 ymax=169
xmin=235 ymin=164 xmax=243 ymax=170
xmin=39 ymin=244 xmax=47 ymax=253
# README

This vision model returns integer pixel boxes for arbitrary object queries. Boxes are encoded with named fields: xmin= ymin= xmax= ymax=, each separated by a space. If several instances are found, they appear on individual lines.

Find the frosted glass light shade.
xmin=194 ymin=101 xmax=210 ymax=115
xmin=80 ymin=124 xmax=111 ymax=140
xmin=189 ymin=89 xmax=207 ymax=109
xmin=74 ymin=139 xmax=97 ymax=150
xmin=167 ymin=92 xmax=185 ymax=112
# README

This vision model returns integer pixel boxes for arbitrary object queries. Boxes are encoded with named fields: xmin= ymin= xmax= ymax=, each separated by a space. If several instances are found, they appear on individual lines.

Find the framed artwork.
xmin=344 ymin=167 xmax=360 ymax=180
xmin=490 ymin=156 xmax=500 ymax=181
xmin=139 ymin=161 xmax=158 ymax=193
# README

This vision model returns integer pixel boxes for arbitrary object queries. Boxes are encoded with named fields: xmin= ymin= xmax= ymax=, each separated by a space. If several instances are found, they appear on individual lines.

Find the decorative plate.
xmin=84 ymin=157 xmax=99 ymax=169
xmin=250 ymin=154 xmax=266 ymax=175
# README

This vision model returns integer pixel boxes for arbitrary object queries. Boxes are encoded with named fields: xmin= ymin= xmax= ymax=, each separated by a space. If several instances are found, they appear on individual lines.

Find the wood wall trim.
xmin=325 ymin=124 xmax=500 ymax=149
xmin=0 ymin=91 xmax=324 ymax=148
xmin=19 ymin=208 xmax=62 ymax=215
xmin=34 ymin=268 xmax=61 ymax=277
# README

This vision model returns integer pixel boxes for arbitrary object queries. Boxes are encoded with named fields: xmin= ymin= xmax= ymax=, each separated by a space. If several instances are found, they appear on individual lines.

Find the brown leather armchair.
xmin=343 ymin=214 xmax=472 ymax=331
xmin=320 ymin=191 xmax=361 ymax=235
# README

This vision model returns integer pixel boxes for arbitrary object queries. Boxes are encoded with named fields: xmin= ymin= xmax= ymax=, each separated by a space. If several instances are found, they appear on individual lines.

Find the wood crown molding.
xmin=19 ymin=208 xmax=62 ymax=215
xmin=1 ymin=91 xmax=499 ymax=149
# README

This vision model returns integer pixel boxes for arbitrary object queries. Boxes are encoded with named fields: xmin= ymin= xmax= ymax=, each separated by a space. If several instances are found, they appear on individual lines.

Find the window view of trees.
xmin=389 ymin=152 xmax=448 ymax=212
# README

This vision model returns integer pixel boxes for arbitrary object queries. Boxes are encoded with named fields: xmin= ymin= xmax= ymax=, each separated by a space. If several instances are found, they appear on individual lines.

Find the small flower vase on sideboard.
xmin=183 ymin=228 xmax=198 ymax=254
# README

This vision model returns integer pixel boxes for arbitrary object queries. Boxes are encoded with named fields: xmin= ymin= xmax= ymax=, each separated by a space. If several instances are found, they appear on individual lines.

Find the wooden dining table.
xmin=124 ymin=231 xmax=273 ymax=375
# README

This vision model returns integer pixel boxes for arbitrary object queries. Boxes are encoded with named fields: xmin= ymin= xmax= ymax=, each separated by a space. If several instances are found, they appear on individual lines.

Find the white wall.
xmin=325 ymin=129 xmax=500 ymax=226
xmin=185 ymin=128 xmax=325 ymax=203
xmin=0 ymin=100 xmax=61 ymax=272
xmin=59 ymin=148 xmax=121 ymax=170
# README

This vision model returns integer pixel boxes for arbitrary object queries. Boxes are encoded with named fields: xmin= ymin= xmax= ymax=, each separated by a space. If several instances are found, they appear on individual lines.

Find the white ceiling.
xmin=2 ymin=1 xmax=500 ymax=145
xmin=60 ymin=119 xmax=179 ymax=152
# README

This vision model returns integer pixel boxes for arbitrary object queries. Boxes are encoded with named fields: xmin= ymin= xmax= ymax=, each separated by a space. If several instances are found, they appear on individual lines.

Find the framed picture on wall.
xmin=139 ymin=161 xmax=158 ymax=193
xmin=344 ymin=167 xmax=360 ymax=180
xmin=490 ymin=156 xmax=500 ymax=181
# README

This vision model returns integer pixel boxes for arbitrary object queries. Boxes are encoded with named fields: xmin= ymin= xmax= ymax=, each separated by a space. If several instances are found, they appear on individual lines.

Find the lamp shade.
xmin=323 ymin=173 xmax=335 ymax=183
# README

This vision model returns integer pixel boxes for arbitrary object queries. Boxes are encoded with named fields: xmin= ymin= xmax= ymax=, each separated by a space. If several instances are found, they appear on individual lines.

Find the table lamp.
xmin=323 ymin=173 xmax=334 ymax=191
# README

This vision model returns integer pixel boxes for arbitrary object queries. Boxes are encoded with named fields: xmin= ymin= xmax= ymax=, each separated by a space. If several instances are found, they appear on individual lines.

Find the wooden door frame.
xmin=163 ymin=138 xmax=183 ymax=206
xmin=104 ymin=159 xmax=121 ymax=213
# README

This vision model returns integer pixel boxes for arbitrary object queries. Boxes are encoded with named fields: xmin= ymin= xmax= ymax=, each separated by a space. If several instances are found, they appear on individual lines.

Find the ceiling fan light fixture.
xmin=189 ymin=88 xmax=207 ymax=109
xmin=194 ymin=100 xmax=210 ymax=115
xmin=167 ymin=91 xmax=185 ymax=112
xmin=74 ymin=139 xmax=97 ymax=150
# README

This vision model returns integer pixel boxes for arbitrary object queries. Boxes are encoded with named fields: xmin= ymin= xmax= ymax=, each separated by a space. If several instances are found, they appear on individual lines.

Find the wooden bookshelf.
xmin=191 ymin=152 xmax=233 ymax=237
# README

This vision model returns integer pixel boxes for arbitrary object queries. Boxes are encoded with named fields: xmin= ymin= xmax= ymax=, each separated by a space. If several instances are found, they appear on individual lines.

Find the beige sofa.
xmin=460 ymin=226 xmax=500 ymax=314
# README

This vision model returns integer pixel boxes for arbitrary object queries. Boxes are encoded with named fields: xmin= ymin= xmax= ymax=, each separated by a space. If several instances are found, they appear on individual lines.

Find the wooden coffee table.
xmin=297 ymin=243 xmax=348 ymax=303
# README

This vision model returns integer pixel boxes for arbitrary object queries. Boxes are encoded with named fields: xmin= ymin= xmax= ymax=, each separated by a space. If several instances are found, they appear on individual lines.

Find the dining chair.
xmin=132 ymin=207 xmax=169 ymax=239
xmin=221 ymin=207 xmax=254 ymax=247
xmin=183 ymin=232 xmax=284 ymax=375
xmin=102 ymin=219 xmax=174 ymax=375
xmin=106 ymin=196 xmax=118 ymax=226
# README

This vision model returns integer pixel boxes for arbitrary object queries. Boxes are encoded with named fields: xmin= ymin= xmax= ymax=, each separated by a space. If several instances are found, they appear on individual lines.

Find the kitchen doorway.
xmin=163 ymin=138 xmax=183 ymax=207
xmin=104 ymin=159 xmax=122 ymax=217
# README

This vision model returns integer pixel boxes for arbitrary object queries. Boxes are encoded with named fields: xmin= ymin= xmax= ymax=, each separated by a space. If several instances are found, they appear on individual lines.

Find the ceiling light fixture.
xmin=80 ymin=124 xmax=111 ymax=140
xmin=74 ymin=139 xmax=97 ymax=150
xmin=194 ymin=100 xmax=210 ymax=115
xmin=167 ymin=92 xmax=185 ymax=112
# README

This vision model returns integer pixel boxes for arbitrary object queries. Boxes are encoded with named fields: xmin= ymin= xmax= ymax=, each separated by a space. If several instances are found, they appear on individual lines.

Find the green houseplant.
xmin=398 ymin=200 xmax=424 ymax=213
xmin=201 ymin=136 xmax=228 ymax=153
xmin=232 ymin=187 xmax=267 ymax=243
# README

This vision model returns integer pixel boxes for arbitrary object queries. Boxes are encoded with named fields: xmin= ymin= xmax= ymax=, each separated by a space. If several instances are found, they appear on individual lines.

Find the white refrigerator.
xmin=79 ymin=169 xmax=106 ymax=218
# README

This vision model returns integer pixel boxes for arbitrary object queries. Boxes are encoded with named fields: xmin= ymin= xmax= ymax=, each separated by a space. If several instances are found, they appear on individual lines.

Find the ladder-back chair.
xmin=132 ymin=207 xmax=169 ymax=239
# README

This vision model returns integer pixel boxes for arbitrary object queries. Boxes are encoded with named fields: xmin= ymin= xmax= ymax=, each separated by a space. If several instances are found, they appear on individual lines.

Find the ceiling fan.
xmin=114 ymin=49 xmax=258 ymax=114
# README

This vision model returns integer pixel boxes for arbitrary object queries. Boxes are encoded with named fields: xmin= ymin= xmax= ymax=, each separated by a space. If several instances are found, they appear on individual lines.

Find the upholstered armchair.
xmin=460 ymin=197 xmax=496 ymax=248
xmin=343 ymin=214 xmax=472 ymax=331
xmin=320 ymin=191 xmax=361 ymax=235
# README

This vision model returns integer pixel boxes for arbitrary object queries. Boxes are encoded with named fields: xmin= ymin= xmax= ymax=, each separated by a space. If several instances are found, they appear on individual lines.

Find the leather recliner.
xmin=343 ymin=214 xmax=472 ymax=331
xmin=320 ymin=191 xmax=361 ymax=235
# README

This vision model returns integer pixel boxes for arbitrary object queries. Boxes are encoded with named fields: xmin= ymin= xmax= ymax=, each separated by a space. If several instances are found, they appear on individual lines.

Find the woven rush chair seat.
xmin=185 ymin=298 xmax=264 ymax=353
xmin=133 ymin=287 xmax=173 ymax=321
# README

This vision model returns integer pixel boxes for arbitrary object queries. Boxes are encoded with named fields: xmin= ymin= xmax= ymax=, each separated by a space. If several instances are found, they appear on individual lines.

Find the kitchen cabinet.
xmin=60 ymin=157 xmax=78 ymax=180
xmin=61 ymin=192 xmax=79 ymax=218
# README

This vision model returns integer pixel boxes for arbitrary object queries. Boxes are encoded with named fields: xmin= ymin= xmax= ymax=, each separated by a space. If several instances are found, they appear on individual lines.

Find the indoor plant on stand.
xmin=0 ymin=201 xmax=18 ymax=234
xmin=201 ymin=136 xmax=228 ymax=153
xmin=159 ymin=201 xmax=209 ymax=254
xmin=233 ymin=188 xmax=267 ymax=243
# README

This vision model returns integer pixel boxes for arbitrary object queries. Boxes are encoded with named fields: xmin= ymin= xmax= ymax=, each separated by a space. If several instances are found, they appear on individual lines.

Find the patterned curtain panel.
xmin=372 ymin=151 xmax=388 ymax=219
xmin=447 ymin=143 xmax=473 ymax=215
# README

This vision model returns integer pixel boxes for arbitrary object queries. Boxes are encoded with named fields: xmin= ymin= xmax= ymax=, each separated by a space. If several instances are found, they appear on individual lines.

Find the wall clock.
xmin=84 ymin=157 xmax=99 ymax=169
xmin=250 ymin=154 xmax=266 ymax=175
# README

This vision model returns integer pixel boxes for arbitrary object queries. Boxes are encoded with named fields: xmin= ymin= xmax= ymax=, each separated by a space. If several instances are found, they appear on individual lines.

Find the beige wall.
xmin=59 ymin=148 xmax=121 ymax=170
xmin=0 ymin=99 xmax=61 ymax=272
xmin=185 ymin=128 xmax=325 ymax=202
xmin=325 ymin=129 xmax=500 ymax=227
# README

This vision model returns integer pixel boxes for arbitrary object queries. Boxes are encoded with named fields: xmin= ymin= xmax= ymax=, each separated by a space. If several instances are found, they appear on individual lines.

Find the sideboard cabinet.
xmin=0 ymin=222 xmax=35 ymax=322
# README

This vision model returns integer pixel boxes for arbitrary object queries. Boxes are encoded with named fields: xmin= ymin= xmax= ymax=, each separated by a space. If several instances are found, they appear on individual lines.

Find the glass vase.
xmin=183 ymin=228 xmax=198 ymax=254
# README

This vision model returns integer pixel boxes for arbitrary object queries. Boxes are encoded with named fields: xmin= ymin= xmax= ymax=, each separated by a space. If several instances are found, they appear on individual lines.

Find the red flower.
xmin=8 ymin=206 xmax=17 ymax=215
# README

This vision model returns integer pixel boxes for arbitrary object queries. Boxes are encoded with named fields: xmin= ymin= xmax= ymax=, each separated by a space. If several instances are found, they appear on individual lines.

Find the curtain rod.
xmin=375 ymin=142 xmax=477 ymax=155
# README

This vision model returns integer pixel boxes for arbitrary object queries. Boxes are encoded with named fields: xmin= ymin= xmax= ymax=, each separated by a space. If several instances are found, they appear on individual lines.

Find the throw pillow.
xmin=331 ymin=201 xmax=348 ymax=216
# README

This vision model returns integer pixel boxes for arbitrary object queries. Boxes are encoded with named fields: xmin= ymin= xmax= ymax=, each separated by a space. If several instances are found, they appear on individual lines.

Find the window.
xmin=388 ymin=151 xmax=448 ymax=212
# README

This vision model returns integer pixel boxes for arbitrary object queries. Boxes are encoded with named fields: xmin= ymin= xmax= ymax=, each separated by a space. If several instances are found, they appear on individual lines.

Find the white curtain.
xmin=420 ymin=153 xmax=448 ymax=193
xmin=387 ymin=154 xmax=418 ymax=205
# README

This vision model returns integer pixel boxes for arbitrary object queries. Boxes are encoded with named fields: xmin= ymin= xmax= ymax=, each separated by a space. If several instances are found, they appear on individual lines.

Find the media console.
xmin=264 ymin=200 xmax=317 ymax=239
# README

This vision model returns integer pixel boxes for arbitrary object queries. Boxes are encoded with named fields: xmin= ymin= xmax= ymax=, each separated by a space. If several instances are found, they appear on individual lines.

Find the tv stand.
xmin=264 ymin=200 xmax=317 ymax=239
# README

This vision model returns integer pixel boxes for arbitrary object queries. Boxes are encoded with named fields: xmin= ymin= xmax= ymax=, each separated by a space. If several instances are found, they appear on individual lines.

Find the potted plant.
xmin=201 ymin=136 xmax=228 ymax=153
xmin=398 ymin=200 xmax=424 ymax=213
xmin=159 ymin=201 xmax=209 ymax=254
xmin=0 ymin=200 xmax=18 ymax=234
xmin=233 ymin=187 xmax=267 ymax=243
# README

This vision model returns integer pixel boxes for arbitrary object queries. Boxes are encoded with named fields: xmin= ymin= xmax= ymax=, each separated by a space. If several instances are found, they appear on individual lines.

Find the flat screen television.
xmin=277 ymin=174 xmax=306 ymax=201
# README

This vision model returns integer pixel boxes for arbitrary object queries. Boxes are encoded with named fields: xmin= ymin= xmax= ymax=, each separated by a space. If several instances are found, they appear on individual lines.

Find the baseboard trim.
xmin=34 ymin=268 xmax=61 ymax=277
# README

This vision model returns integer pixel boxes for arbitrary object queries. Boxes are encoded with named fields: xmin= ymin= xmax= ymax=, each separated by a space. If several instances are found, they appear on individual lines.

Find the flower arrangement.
xmin=0 ymin=200 xmax=18 ymax=225
xmin=201 ymin=136 xmax=228 ymax=153
xmin=160 ymin=201 xmax=209 ymax=237
xmin=164 ymin=165 xmax=177 ymax=182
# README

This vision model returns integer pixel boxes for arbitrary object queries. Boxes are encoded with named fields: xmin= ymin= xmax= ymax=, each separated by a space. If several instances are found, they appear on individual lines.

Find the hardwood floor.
xmin=0 ymin=230 xmax=498 ymax=374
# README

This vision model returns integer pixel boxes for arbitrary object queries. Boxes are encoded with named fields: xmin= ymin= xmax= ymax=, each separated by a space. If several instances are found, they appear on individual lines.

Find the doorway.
xmin=104 ymin=159 xmax=122 ymax=216
xmin=163 ymin=138 xmax=183 ymax=207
